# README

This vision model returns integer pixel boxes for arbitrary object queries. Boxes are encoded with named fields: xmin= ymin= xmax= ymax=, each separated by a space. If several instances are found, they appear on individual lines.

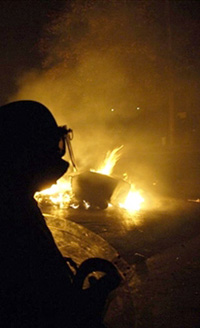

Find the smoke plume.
xmin=11 ymin=0 xmax=200 ymax=193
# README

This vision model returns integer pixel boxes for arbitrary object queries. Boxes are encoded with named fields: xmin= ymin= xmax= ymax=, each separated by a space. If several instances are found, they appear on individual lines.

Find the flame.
xmin=34 ymin=177 xmax=73 ymax=208
xmin=95 ymin=145 xmax=123 ymax=175
xmin=119 ymin=186 xmax=145 ymax=213
xmin=93 ymin=146 xmax=144 ymax=212
xmin=35 ymin=146 xmax=145 ymax=213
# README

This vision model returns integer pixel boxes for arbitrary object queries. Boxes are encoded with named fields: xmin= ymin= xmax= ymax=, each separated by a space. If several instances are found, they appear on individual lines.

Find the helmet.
xmin=0 ymin=100 xmax=69 ymax=192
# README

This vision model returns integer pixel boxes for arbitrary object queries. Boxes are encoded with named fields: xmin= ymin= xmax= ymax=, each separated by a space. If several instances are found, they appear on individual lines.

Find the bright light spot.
xmin=119 ymin=187 xmax=144 ymax=213
xmin=136 ymin=106 xmax=140 ymax=110
xmin=123 ymin=172 xmax=128 ymax=181
xmin=34 ymin=177 xmax=72 ymax=208
xmin=70 ymin=203 xmax=79 ymax=209
xmin=111 ymin=108 xmax=115 ymax=112
xmin=83 ymin=200 xmax=90 ymax=209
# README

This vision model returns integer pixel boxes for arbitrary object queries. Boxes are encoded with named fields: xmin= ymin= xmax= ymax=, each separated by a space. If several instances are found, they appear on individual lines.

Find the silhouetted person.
xmin=0 ymin=101 xmax=120 ymax=328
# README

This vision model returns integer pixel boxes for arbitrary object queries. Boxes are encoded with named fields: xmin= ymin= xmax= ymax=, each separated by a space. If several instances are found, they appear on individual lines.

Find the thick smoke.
xmin=11 ymin=0 xmax=200 ymax=195
xmin=11 ymin=1 xmax=163 ymax=171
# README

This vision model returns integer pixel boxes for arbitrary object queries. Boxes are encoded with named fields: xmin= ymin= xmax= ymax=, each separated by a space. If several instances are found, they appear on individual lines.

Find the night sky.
xmin=1 ymin=0 xmax=200 ymax=167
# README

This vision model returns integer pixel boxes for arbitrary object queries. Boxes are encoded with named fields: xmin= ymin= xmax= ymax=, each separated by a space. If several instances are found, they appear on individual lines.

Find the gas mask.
xmin=34 ymin=126 xmax=77 ymax=192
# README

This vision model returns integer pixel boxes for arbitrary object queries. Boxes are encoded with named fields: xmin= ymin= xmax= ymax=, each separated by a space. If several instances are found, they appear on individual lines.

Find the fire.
xmin=95 ymin=145 xmax=123 ymax=175
xmin=35 ymin=146 xmax=145 ymax=213
xmin=94 ymin=146 xmax=144 ymax=212
xmin=34 ymin=177 xmax=72 ymax=208
xmin=119 ymin=187 xmax=145 ymax=213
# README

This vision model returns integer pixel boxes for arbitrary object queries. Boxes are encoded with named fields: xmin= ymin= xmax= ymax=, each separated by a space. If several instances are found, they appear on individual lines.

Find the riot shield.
xmin=44 ymin=213 xmax=135 ymax=328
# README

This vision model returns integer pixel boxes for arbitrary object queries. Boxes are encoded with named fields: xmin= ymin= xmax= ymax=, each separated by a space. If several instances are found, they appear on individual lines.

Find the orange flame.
xmin=35 ymin=146 xmax=145 ymax=212
xmin=34 ymin=177 xmax=72 ymax=208
xmin=119 ymin=186 xmax=145 ymax=213
xmin=94 ymin=145 xmax=123 ymax=175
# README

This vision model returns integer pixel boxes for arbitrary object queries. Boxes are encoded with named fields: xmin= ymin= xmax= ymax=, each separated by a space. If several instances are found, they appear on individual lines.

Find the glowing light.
xmin=35 ymin=146 xmax=145 ymax=214
xmin=111 ymin=108 xmax=115 ymax=112
xmin=83 ymin=200 xmax=91 ymax=209
xmin=119 ymin=187 xmax=144 ymax=213
xmin=95 ymin=145 xmax=123 ymax=176
xmin=70 ymin=203 xmax=80 ymax=209
xmin=34 ymin=177 xmax=72 ymax=208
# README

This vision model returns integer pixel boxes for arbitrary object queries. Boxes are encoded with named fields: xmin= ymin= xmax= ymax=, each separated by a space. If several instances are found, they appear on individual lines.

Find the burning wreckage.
xmin=35 ymin=130 xmax=145 ymax=213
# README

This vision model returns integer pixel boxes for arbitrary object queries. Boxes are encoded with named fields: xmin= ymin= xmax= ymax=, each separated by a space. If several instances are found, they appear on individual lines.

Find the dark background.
xmin=0 ymin=0 xmax=66 ymax=103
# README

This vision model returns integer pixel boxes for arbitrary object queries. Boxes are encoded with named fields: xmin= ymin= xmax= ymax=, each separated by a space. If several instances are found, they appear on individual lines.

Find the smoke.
xmin=11 ymin=1 xmax=164 ymax=173
xmin=10 ymin=0 xmax=200 ymax=195
xmin=14 ymin=57 xmax=132 ymax=171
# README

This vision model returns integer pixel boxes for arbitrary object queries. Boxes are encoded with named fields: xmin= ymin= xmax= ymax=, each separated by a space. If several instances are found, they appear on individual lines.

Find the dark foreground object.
xmin=47 ymin=199 xmax=200 ymax=328
xmin=71 ymin=170 xmax=130 ymax=209
xmin=44 ymin=216 xmax=136 ymax=328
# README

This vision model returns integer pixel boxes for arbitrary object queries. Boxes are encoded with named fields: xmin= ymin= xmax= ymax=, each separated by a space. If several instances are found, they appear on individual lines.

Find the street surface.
xmin=41 ymin=196 xmax=200 ymax=328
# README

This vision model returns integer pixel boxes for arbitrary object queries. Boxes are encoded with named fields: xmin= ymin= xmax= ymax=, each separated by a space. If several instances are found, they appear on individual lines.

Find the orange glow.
xmin=34 ymin=177 xmax=72 ymax=208
xmin=35 ymin=146 xmax=145 ymax=213
xmin=94 ymin=145 xmax=123 ymax=175
xmin=119 ymin=186 xmax=145 ymax=213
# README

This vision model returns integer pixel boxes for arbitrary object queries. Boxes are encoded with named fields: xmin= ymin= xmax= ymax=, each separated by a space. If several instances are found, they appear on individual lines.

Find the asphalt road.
xmin=42 ymin=196 xmax=200 ymax=328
